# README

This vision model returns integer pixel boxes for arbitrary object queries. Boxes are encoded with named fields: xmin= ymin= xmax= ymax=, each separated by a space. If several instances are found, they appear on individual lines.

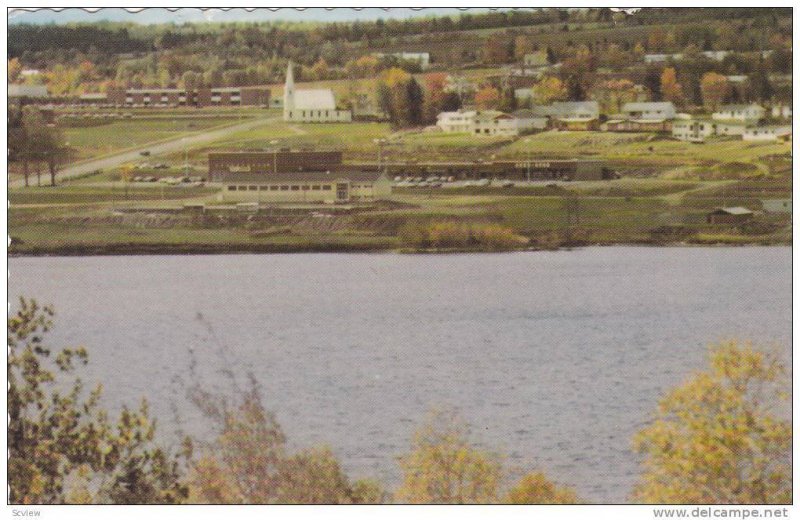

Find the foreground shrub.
xmin=633 ymin=341 xmax=790 ymax=504
xmin=398 ymin=220 xmax=528 ymax=250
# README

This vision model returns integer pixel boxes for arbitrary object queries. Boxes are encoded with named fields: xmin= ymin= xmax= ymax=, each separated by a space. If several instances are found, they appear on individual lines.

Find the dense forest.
xmin=7 ymin=8 xmax=793 ymax=108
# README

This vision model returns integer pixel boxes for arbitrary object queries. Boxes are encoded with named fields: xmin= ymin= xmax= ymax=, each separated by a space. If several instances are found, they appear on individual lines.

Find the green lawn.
xmin=62 ymin=117 xmax=253 ymax=161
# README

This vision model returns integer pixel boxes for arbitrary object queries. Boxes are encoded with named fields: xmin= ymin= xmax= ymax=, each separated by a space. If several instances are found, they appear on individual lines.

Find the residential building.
xmin=511 ymin=109 xmax=549 ymax=132
xmin=622 ymin=102 xmax=676 ymax=121
xmin=672 ymin=119 xmax=715 ymax=142
xmin=742 ymin=125 xmax=792 ymax=142
xmin=437 ymin=110 xmax=533 ymax=137
xmin=376 ymin=52 xmax=431 ymax=70
xmin=712 ymin=103 xmax=766 ymax=122
xmin=436 ymin=110 xmax=477 ymax=133
xmin=771 ymin=105 xmax=792 ymax=119
xmin=283 ymin=61 xmax=351 ymax=123
xmin=219 ymin=170 xmax=392 ymax=204
xmin=472 ymin=111 xmax=519 ymax=136
xmin=9 ymin=84 xmax=48 ymax=98
xmin=535 ymin=101 xmax=600 ymax=131
xmin=523 ymin=51 xmax=549 ymax=67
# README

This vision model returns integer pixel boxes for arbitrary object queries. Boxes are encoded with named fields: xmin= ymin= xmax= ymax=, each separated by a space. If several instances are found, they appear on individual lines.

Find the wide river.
xmin=8 ymin=247 xmax=791 ymax=503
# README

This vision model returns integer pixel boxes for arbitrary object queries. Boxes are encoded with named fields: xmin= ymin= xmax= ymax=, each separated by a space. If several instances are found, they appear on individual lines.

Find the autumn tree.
xmin=506 ymin=472 xmax=581 ymax=504
xmin=422 ymin=72 xmax=460 ymax=124
xmin=474 ymin=86 xmax=501 ymax=110
xmin=700 ymin=72 xmax=730 ymax=111
xmin=531 ymin=76 xmax=567 ymax=105
xmin=633 ymin=341 xmax=791 ymax=504
xmin=559 ymin=46 xmax=596 ymax=100
xmin=187 ymin=382 xmax=380 ymax=504
xmin=8 ymin=298 xmax=187 ymax=504
xmin=513 ymin=35 xmax=534 ymax=61
xmin=396 ymin=409 xmax=502 ymax=504
xmin=483 ymin=33 xmax=513 ymax=64
xmin=9 ymin=57 xmax=23 ymax=82
xmin=594 ymin=79 xmax=640 ymax=114
xmin=660 ymin=67 xmax=684 ymax=105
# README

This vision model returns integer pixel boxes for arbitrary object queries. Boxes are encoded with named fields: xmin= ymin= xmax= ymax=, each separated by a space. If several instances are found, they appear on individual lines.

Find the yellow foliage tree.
xmin=8 ymin=57 xmax=22 ymax=83
xmin=660 ymin=67 xmax=684 ymax=106
xmin=506 ymin=472 xmax=580 ymax=504
xmin=395 ymin=409 xmax=502 ymax=504
xmin=531 ymin=76 xmax=567 ymax=105
xmin=633 ymin=341 xmax=791 ymax=504
xmin=474 ymin=86 xmax=501 ymax=110
xmin=381 ymin=67 xmax=411 ymax=88
xmin=700 ymin=72 xmax=730 ymax=111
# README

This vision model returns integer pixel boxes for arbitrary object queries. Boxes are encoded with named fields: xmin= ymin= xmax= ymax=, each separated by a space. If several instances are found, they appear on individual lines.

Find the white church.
xmin=283 ymin=62 xmax=352 ymax=123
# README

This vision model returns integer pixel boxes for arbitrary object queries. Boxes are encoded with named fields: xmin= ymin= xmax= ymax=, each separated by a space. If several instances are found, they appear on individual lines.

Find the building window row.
xmin=227 ymin=184 xmax=334 ymax=192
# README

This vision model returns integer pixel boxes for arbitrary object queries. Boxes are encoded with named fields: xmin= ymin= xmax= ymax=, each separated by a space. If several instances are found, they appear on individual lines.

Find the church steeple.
xmin=283 ymin=61 xmax=295 ymax=115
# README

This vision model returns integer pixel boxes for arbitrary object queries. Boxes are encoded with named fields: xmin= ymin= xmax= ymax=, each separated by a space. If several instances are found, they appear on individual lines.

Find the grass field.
xmin=62 ymin=117 xmax=253 ymax=161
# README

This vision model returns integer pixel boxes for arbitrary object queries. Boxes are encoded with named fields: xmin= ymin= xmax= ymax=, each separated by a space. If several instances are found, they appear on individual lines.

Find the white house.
xmin=534 ymin=101 xmax=599 ymax=120
xmin=9 ymin=84 xmax=48 ymax=98
xmin=523 ymin=51 xmax=549 ymax=67
xmin=436 ymin=110 xmax=477 ymax=133
xmin=512 ymin=109 xmax=549 ymax=132
xmin=771 ymin=105 xmax=792 ymax=119
xmin=283 ymin=62 xmax=352 ymax=123
xmin=672 ymin=120 xmax=716 ymax=142
xmin=712 ymin=104 xmax=765 ymax=122
xmin=376 ymin=52 xmax=430 ymax=69
xmin=472 ymin=111 xmax=519 ymax=137
xmin=622 ymin=102 xmax=676 ymax=121
xmin=436 ymin=110 xmax=524 ymax=136
xmin=742 ymin=125 xmax=792 ymax=142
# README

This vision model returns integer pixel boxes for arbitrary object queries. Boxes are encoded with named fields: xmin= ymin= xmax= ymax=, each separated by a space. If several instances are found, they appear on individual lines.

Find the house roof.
xmin=9 ymin=84 xmax=48 ymax=98
xmin=512 ymin=109 xmax=546 ymax=119
xmin=711 ymin=207 xmax=754 ymax=215
xmin=622 ymin=102 xmax=675 ymax=113
xmin=221 ymin=170 xmax=386 ymax=184
xmin=474 ymin=110 xmax=512 ymax=122
xmin=717 ymin=104 xmax=764 ymax=112
xmin=550 ymin=101 xmax=599 ymax=115
xmin=292 ymin=89 xmax=337 ymax=110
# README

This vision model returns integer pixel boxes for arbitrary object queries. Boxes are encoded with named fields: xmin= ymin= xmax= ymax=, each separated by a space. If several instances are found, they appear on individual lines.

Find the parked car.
xmin=139 ymin=150 xmax=151 ymax=157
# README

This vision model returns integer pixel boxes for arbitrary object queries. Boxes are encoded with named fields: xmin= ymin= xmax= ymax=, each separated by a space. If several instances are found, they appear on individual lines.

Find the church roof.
xmin=292 ymin=89 xmax=337 ymax=111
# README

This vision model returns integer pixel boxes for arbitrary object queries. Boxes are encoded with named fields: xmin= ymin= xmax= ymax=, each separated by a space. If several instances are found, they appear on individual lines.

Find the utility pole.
xmin=270 ymin=139 xmax=279 ymax=174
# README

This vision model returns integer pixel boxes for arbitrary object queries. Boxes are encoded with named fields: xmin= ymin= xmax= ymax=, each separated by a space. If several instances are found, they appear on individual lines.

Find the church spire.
xmin=283 ymin=61 xmax=295 ymax=115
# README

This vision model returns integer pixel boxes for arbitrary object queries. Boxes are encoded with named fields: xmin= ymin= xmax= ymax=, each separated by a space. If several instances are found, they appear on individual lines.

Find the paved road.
xmin=9 ymin=115 xmax=279 ymax=188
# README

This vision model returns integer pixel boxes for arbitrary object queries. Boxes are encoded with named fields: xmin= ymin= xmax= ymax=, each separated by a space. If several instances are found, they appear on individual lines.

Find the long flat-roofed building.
xmin=104 ymin=86 xmax=270 ymax=107
xmin=208 ymin=150 xmax=344 ymax=181
xmin=219 ymin=171 xmax=392 ymax=203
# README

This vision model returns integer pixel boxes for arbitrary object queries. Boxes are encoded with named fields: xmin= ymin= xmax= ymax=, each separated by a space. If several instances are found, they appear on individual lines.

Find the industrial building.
xmin=362 ymin=159 xmax=610 ymax=181
xmin=219 ymin=171 xmax=392 ymax=204
xmin=100 ymin=86 xmax=270 ymax=107
xmin=208 ymin=150 xmax=344 ymax=181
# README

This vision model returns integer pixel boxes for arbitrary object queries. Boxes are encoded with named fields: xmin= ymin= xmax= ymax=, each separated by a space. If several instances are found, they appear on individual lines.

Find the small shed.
xmin=706 ymin=207 xmax=754 ymax=225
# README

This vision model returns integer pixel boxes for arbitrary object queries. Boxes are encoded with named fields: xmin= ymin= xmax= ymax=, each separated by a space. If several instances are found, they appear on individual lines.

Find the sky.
xmin=7 ymin=7 xmax=511 ymax=26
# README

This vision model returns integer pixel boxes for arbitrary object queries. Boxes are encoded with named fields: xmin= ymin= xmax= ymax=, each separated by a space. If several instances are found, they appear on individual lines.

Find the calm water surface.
xmin=8 ymin=247 xmax=791 ymax=503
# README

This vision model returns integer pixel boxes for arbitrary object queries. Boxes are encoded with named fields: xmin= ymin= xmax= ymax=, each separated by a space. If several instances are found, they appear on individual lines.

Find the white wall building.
xmin=622 ymin=102 xmax=676 ymax=121
xmin=437 ymin=110 xmax=528 ymax=136
xmin=376 ymin=52 xmax=431 ymax=69
xmin=712 ymin=104 xmax=766 ymax=122
xmin=772 ymin=105 xmax=792 ymax=119
xmin=472 ymin=111 xmax=519 ymax=136
xmin=436 ymin=110 xmax=476 ymax=133
xmin=283 ymin=62 xmax=352 ymax=123
xmin=742 ymin=125 xmax=792 ymax=142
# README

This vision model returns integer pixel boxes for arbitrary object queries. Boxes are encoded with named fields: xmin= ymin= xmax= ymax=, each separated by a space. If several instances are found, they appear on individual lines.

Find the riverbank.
xmin=9 ymin=235 xmax=790 ymax=257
